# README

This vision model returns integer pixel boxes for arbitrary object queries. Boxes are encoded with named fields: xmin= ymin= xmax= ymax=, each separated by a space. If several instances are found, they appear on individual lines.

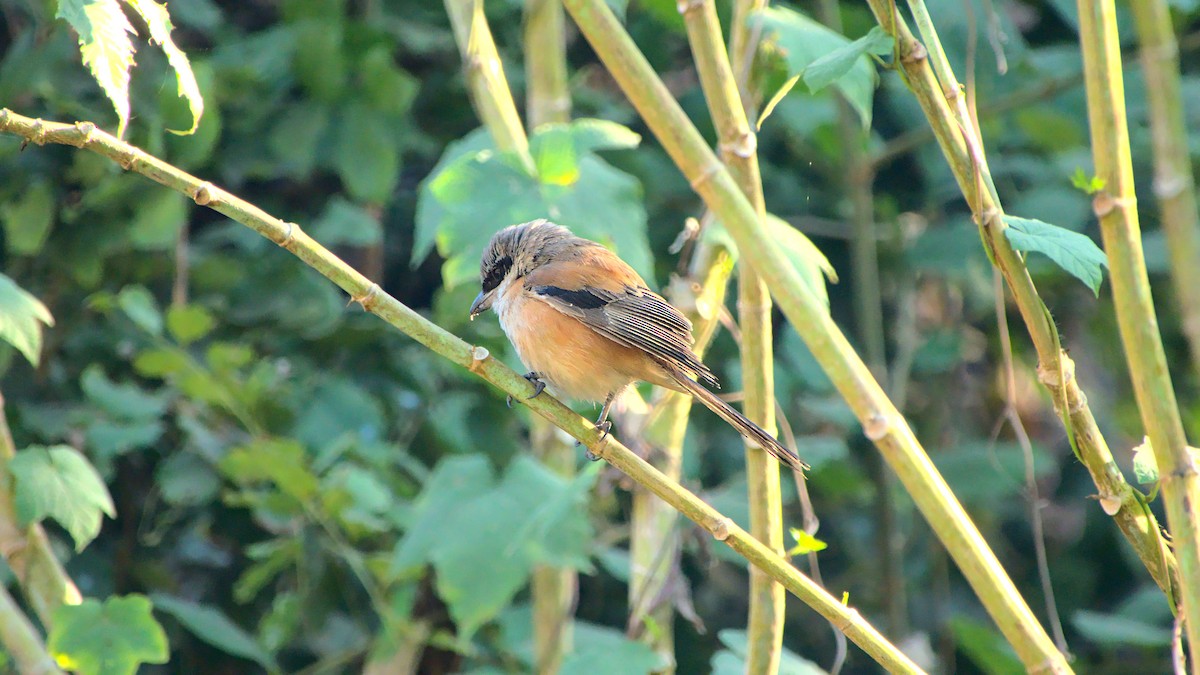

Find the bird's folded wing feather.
xmin=527 ymin=280 xmax=718 ymax=388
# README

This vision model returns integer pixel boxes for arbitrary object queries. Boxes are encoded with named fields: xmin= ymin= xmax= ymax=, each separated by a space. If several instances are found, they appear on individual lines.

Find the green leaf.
xmin=1 ymin=180 xmax=56 ymax=255
xmin=802 ymin=26 xmax=893 ymax=93
xmin=166 ymin=304 xmax=216 ymax=345
xmin=767 ymin=214 xmax=837 ymax=306
xmin=152 ymin=594 xmax=279 ymax=672
xmin=310 ymin=197 xmax=383 ymax=246
xmin=948 ymin=617 xmax=1023 ymax=675
xmin=9 ymin=445 xmax=116 ymax=551
xmin=0 ymin=272 xmax=54 ymax=366
xmin=359 ymin=45 xmax=419 ymax=115
xmin=128 ymin=189 xmax=187 ymax=250
xmin=117 ymin=285 xmax=163 ymax=335
xmin=220 ymin=439 xmax=319 ymax=502
xmin=1070 ymin=167 xmax=1106 ymax=195
xmin=49 ymin=595 xmax=169 ymax=675
xmin=1002 ymin=215 xmax=1109 ymax=295
xmin=1132 ymin=437 xmax=1158 ymax=485
xmin=712 ymin=629 xmax=827 ymax=675
xmin=133 ymin=347 xmax=189 ymax=377
xmin=391 ymin=455 xmax=496 ymax=574
xmin=1072 ymin=609 xmax=1172 ymax=648
xmin=416 ymin=120 xmax=651 ymax=289
xmin=334 ymin=102 xmax=400 ymax=203
xmin=124 ymin=0 xmax=204 ymax=134
xmin=786 ymin=527 xmax=827 ymax=556
xmin=560 ymin=622 xmax=665 ymax=675
xmin=57 ymin=0 xmax=136 ymax=138
xmin=753 ymin=7 xmax=880 ymax=127
xmin=80 ymin=364 xmax=168 ymax=421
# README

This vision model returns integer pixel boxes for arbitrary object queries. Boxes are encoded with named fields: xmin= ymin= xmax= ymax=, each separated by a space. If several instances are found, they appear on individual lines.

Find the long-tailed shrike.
xmin=470 ymin=219 xmax=806 ymax=471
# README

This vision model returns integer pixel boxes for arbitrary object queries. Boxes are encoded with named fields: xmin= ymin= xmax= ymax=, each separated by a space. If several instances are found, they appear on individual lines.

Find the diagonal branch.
xmin=0 ymin=108 xmax=923 ymax=675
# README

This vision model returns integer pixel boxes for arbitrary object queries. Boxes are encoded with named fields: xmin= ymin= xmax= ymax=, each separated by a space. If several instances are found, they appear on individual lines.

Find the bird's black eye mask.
xmin=481 ymin=254 xmax=512 ymax=292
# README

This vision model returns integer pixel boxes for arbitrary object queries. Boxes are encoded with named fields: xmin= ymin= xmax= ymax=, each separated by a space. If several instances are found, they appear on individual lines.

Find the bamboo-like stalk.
xmin=0 ymin=581 xmax=63 ymax=675
xmin=448 ymin=2 xmax=576 ymax=670
xmin=865 ymin=0 xmax=1179 ymax=608
xmin=1130 ymin=0 xmax=1200 ymax=379
xmin=0 ymin=391 xmax=82 ymax=630
xmin=557 ymin=0 xmax=1070 ymax=670
xmin=1075 ymin=0 xmax=1200 ymax=663
xmin=444 ymin=0 xmax=534 ymax=172
xmin=630 ymin=241 xmax=734 ymax=672
xmin=814 ymin=0 xmax=906 ymax=636
xmin=525 ymin=0 xmax=571 ymax=129
xmin=679 ymin=0 xmax=784 ymax=669
xmin=0 ymin=109 xmax=926 ymax=673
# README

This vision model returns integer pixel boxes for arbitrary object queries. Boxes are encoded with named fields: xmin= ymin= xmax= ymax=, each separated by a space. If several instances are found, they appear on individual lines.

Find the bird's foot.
xmin=507 ymin=372 xmax=546 ymax=408
xmin=580 ymin=420 xmax=612 ymax=461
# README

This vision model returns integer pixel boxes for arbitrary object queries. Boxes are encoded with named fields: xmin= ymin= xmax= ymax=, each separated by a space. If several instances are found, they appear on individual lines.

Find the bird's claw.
xmin=579 ymin=420 xmax=612 ymax=461
xmin=507 ymin=372 xmax=546 ymax=408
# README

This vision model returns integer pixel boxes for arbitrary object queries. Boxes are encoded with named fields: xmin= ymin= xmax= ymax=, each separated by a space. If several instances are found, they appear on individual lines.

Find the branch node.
xmin=1036 ymin=354 xmax=1075 ymax=389
xmin=689 ymin=161 xmax=722 ymax=192
xmin=353 ymin=283 xmax=383 ymax=312
xmin=901 ymin=39 xmax=928 ymax=64
xmin=976 ymin=207 xmax=1001 ymax=227
xmin=468 ymin=345 xmax=490 ymax=374
xmin=192 ymin=182 xmax=216 ymax=206
xmin=74 ymin=121 xmax=95 ymax=146
xmin=118 ymin=147 xmax=139 ymax=171
xmin=1153 ymin=175 xmax=1188 ymax=200
xmin=710 ymin=517 xmax=733 ymax=541
xmin=675 ymin=0 xmax=702 ymax=15
xmin=719 ymin=131 xmax=757 ymax=159
xmin=863 ymin=412 xmax=892 ymax=441
xmin=1091 ymin=192 xmax=1135 ymax=218
xmin=29 ymin=118 xmax=46 ymax=146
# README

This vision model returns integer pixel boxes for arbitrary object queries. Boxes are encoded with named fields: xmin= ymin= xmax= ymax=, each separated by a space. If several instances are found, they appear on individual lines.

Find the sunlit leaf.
xmin=166 ymin=304 xmax=216 ymax=345
xmin=125 ymin=0 xmax=204 ymax=134
xmin=0 ymin=273 xmax=54 ymax=366
xmin=802 ymin=26 xmax=893 ymax=93
xmin=57 ymin=0 xmax=136 ymax=138
xmin=117 ymin=285 xmax=162 ymax=335
xmin=1132 ymin=437 xmax=1157 ymax=485
xmin=9 ymin=445 xmax=115 ymax=551
xmin=1002 ymin=215 xmax=1109 ymax=295
xmin=49 ymin=595 xmax=168 ymax=675
xmin=786 ymin=527 xmax=827 ymax=556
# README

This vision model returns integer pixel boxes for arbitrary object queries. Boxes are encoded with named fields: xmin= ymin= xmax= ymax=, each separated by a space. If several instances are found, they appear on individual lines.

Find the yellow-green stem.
xmin=525 ymin=0 xmax=571 ymax=128
xmin=0 ymin=390 xmax=82 ymax=630
xmin=0 ymin=581 xmax=62 ymax=675
xmin=558 ymin=0 xmax=1069 ymax=670
xmin=1076 ymin=0 xmax=1200 ymax=664
xmin=1130 ymin=0 xmax=1200 ymax=379
xmin=866 ymin=0 xmax=1178 ymax=609
xmin=680 ymin=0 xmax=785 ymax=669
xmin=0 ymin=108 xmax=925 ymax=672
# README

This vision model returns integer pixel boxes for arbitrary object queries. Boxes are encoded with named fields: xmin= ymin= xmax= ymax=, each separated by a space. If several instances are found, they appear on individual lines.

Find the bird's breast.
xmin=495 ymin=285 xmax=648 ymax=402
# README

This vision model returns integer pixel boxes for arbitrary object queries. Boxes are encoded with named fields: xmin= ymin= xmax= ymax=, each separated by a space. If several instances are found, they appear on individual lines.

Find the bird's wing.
xmin=524 ymin=262 xmax=717 ymax=388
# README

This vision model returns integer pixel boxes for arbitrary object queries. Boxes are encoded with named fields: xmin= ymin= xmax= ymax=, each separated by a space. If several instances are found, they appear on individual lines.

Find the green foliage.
xmin=786 ymin=527 xmax=827 ymax=556
xmin=48 ymin=595 xmax=169 ymax=675
xmin=1 ymin=180 xmax=56 ymax=255
xmin=152 ymin=594 xmax=280 ymax=672
xmin=9 ymin=444 xmax=115 ymax=551
xmin=753 ymin=7 xmax=884 ymax=126
xmin=0 ymin=274 xmax=54 ymax=365
xmin=414 ymin=120 xmax=652 ymax=288
xmin=1002 ymin=215 xmax=1110 ymax=295
xmin=711 ymin=630 xmax=826 ymax=674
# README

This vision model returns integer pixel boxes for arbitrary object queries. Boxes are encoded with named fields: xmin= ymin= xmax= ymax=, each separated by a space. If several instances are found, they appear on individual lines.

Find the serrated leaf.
xmin=9 ymin=445 xmax=116 ymax=551
xmin=1002 ymin=215 xmax=1109 ymax=295
xmin=1 ymin=180 xmax=56 ymax=255
xmin=49 ymin=595 xmax=168 ymax=675
xmin=124 ymin=0 xmax=204 ymax=134
xmin=802 ymin=26 xmax=893 ymax=93
xmin=334 ymin=102 xmax=399 ymax=203
xmin=560 ymin=622 xmax=665 ymax=675
xmin=0 ymin=272 xmax=55 ymax=366
xmin=57 ymin=0 xmax=136 ymax=138
xmin=152 ymin=594 xmax=279 ymax=672
xmin=1132 ymin=437 xmax=1158 ymax=485
xmin=166 ymin=304 xmax=216 ymax=345
xmin=117 ymin=285 xmax=162 ymax=335
xmin=753 ymin=7 xmax=880 ymax=127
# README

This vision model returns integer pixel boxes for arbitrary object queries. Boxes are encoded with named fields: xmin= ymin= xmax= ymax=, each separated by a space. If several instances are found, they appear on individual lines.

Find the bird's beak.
xmin=469 ymin=290 xmax=495 ymax=320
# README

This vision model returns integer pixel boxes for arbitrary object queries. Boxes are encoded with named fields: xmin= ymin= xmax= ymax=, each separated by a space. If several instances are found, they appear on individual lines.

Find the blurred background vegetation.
xmin=1 ymin=0 xmax=1198 ymax=672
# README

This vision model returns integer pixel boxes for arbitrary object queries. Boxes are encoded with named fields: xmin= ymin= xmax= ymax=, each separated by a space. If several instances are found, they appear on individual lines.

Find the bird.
xmin=469 ymin=218 xmax=807 ymax=472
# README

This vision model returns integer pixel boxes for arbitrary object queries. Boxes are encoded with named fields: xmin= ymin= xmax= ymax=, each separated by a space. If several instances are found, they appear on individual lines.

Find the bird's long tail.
xmin=666 ymin=367 xmax=808 ymax=472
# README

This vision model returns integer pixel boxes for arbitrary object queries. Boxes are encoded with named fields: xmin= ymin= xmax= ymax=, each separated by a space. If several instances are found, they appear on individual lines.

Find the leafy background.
xmin=0 ymin=0 xmax=1197 ymax=672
